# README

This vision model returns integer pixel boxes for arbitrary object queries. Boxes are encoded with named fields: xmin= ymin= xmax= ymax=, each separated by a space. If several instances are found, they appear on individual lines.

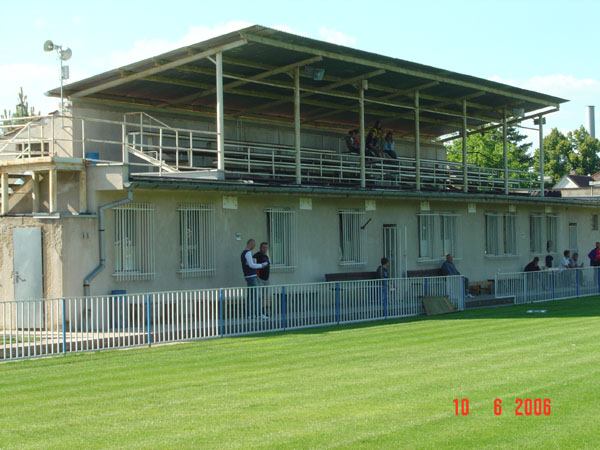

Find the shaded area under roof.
xmin=48 ymin=25 xmax=567 ymax=138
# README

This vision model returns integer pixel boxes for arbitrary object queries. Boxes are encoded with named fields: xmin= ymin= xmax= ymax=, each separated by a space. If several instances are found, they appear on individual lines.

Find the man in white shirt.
xmin=559 ymin=250 xmax=571 ymax=269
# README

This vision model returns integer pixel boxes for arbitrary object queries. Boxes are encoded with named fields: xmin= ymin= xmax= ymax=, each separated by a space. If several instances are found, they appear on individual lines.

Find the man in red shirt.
xmin=587 ymin=242 xmax=600 ymax=266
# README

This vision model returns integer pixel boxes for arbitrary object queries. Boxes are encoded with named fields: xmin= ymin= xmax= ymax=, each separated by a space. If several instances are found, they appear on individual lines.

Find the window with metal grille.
xmin=113 ymin=203 xmax=155 ymax=281
xmin=338 ymin=210 xmax=365 ymax=265
xmin=530 ymin=214 xmax=557 ymax=254
xmin=485 ymin=213 xmax=516 ymax=256
xmin=266 ymin=208 xmax=296 ymax=271
xmin=418 ymin=213 xmax=460 ymax=261
xmin=178 ymin=204 xmax=215 ymax=277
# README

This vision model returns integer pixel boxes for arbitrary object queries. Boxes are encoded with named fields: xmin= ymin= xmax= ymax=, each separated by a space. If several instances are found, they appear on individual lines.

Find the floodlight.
xmin=512 ymin=108 xmax=525 ymax=118
xmin=43 ymin=40 xmax=55 ymax=52
xmin=313 ymin=68 xmax=326 ymax=81
xmin=59 ymin=48 xmax=72 ymax=61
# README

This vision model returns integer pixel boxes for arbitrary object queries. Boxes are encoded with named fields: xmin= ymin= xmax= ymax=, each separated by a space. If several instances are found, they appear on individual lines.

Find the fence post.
xmin=597 ymin=267 xmax=600 ymax=294
xmin=552 ymin=270 xmax=556 ymax=299
xmin=381 ymin=281 xmax=388 ymax=318
xmin=281 ymin=286 xmax=287 ymax=330
xmin=61 ymin=299 xmax=67 ymax=354
xmin=576 ymin=269 xmax=580 ymax=297
xmin=461 ymin=276 xmax=466 ymax=310
xmin=523 ymin=273 xmax=528 ymax=304
xmin=218 ymin=289 xmax=224 ymax=336
xmin=146 ymin=295 xmax=152 ymax=346
xmin=424 ymin=278 xmax=429 ymax=296
xmin=335 ymin=282 xmax=341 ymax=324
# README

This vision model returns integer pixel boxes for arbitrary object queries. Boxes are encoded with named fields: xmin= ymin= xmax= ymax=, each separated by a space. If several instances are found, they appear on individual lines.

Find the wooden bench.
xmin=406 ymin=268 xmax=444 ymax=278
xmin=324 ymin=271 xmax=378 ymax=282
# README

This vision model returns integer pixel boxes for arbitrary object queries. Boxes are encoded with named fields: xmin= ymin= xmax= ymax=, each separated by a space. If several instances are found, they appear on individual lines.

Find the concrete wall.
xmin=63 ymin=187 xmax=600 ymax=298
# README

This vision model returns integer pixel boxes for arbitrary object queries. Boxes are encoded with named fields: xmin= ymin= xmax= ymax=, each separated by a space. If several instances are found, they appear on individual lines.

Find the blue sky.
xmin=2 ymin=0 xmax=599 ymax=141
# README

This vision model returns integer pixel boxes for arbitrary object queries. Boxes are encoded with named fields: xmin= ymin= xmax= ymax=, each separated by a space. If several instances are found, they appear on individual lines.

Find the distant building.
xmin=0 ymin=25 xmax=597 ymax=306
xmin=553 ymin=172 xmax=600 ymax=197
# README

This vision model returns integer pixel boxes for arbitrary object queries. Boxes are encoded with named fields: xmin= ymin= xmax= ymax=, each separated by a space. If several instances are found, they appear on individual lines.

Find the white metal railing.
xmin=0 ymin=274 xmax=465 ymax=361
xmin=0 ymin=113 xmax=538 ymax=192
xmin=495 ymin=266 xmax=600 ymax=304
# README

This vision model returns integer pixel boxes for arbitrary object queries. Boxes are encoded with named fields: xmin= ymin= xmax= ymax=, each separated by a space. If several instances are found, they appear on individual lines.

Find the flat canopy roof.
xmin=49 ymin=25 xmax=567 ymax=138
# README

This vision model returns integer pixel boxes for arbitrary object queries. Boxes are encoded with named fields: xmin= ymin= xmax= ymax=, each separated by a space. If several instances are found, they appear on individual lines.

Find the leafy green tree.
xmin=446 ymin=126 xmax=532 ymax=175
xmin=1 ymin=87 xmax=37 ymax=136
xmin=533 ymin=126 xmax=600 ymax=183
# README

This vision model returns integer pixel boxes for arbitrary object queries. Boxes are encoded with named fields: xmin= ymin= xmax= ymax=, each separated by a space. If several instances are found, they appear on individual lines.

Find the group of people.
xmin=241 ymin=239 xmax=271 ymax=319
xmin=524 ymin=242 xmax=600 ymax=272
xmin=345 ymin=120 xmax=398 ymax=159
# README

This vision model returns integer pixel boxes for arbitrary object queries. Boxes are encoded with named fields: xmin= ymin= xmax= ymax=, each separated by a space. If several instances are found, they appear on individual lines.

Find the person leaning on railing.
xmin=383 ymin=131 xmax=398 ymax=159
xmin=241 ymin=239 xmax=269 ymax=320
xmin=524 ymin=257 xmax=541 ymax=272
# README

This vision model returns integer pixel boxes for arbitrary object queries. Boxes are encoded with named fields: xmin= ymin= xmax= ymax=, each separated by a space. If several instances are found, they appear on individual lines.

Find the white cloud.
xmin=488 ymin=74 xmax=600 ymax=98
xmin=318 ymin=27 xmax=357 ymax=46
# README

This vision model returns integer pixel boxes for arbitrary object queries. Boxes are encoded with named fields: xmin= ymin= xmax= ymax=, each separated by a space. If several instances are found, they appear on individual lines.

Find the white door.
xmin=13 ymin=227 xmax=44 ymax=328
xmin=383 ymin=224 xmax=405 ymax=278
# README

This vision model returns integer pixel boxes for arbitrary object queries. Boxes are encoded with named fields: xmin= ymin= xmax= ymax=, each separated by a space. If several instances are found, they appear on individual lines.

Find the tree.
xmin=533 ymin=126 xmax=600 ymax=183
xmin=1 ymin=87 xmax=37 ymax=136
xmin=446 ymin=126 xmax=533 ymax=175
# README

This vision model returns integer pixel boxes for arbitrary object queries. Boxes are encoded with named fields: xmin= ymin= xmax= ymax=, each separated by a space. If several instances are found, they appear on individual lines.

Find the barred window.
xmin=530 ymin=214 xmax=558 ymax=254
xmin=266 ymin=208 xmax=296 ymax=271
xmin=485 ymin=213 xmax=517 ymax=256
xmin=113 ymin=203 xmax=155 ymax=281
xmin=178 ymin=204 xmax=215 ymax=277
xmin=418 ymin=213 xmax=460 ymax=260
xmin=338 ymin=210 xmax=365 ymax=265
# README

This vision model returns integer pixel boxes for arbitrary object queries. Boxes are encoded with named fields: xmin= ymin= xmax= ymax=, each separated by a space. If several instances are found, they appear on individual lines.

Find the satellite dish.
xmin=43 ymin=40 xmax=55 ymax=52
xmin=60 ymin=48 xmax=72 ymax=61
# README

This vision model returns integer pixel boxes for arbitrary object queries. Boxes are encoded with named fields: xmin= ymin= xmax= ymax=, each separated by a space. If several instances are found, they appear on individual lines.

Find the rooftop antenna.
xmin=44 ymin=40 xmax=72 ymax=114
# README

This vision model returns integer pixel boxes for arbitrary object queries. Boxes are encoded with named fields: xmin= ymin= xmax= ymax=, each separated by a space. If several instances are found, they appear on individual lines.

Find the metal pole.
xmin=294 ymin=66 xmax=301 ymax=184
xmin=462 ymin=99 xmax=468 ymax=193
xmin=539 ymin=115 xmax=545 ymax=197
xmin=359 ymin=82 xmax=366 ymax=189
xmin=60 ymin=57 xmax=64 ymax=114
xmin=415 ymin=90 xmax=421 ymax=191
xmin=503 ymin=113 xmax=508 ymax=195
xmin=216 ymin=52 xmax=225 ymax=172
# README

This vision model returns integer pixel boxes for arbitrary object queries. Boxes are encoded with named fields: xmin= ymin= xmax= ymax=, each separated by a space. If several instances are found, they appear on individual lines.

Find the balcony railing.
xmin=0 ymin=113 xmax=539 ymax=193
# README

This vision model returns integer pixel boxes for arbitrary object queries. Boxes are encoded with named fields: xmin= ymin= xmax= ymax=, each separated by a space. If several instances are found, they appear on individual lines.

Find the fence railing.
xmin=1 ymin=275 xmax=465 ymax=361
xmin=495 ymin=266 xmax=600 ymax=304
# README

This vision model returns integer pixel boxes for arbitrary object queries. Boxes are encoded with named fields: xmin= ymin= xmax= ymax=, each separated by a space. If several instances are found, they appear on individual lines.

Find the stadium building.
xmin=1 ymin=25 xmax=597 ymax=301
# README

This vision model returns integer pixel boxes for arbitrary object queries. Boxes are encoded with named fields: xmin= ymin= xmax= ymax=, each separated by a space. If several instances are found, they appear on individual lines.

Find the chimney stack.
xmin=588 ymin=105 xmax=596 ymax=138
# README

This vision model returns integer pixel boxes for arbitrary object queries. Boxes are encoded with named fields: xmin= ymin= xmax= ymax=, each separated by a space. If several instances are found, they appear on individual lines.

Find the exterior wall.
xmin=559 ymin=187 xmax=600 ymax=197
xmin=66 ymin=187 xmax=600 ymax=297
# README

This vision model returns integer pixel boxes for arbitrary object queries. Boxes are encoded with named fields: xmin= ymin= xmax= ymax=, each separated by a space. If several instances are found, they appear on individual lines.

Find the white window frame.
xmin=338 ymin=210 xmax=365 ymax=266
xmin=266 ymin=208 xmax=297 ymax=271
xmin=485 ymin=213 xmax=517 ymax=256
xmin=113 ymin=203 xmax=155 ymax=281
xmin=530 ymin=214 xmax=558 ymax=254
xmin=177 ymin=204 xmax=215 ymax=278
xmin=417 ymin=213 xmax=460 ymax=262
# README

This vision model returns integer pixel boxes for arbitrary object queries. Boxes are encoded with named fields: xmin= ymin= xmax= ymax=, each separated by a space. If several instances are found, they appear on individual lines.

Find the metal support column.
xmin=48 ymin=169 xmax=57 ymax=213
xmin=538 ymin=115 xmax=545 ymax=197
xmin=78 ymin=169 xmax=87 ymax=213
xmin=462 ymin=99 xmax=468 ymax=193
xmin=415 ymin=90 xmax=421 ymax=191
xmin=503 ymin=113 xmax=508 ymax=195
xmin=294 ymin=66 xmax=301 ymax=185
xmin=1 ymin=172 xmax=8 ymax=215
xmin=32 ymin=172 xmax=40 ymax=213
xmin=215 ymin=52 xmax=225 ymax=172
xmin=359 ymin=81 xmax=366 ymax=189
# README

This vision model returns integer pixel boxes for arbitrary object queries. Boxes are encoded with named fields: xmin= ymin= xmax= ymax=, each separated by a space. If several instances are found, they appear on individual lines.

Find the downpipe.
xmin=83 ymin=189 xmax=133 ymax=296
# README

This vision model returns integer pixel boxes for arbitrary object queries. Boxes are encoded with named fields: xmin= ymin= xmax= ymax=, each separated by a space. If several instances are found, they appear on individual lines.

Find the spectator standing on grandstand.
xmin=376 ymin=257 xmax=390 ymax=279
xmin=440 ymin=254 xmax=472 ymax=297
xmin=524 ymin=257 xmax=541 ymax=272
xmin=588 ymin=242 xmax=600 ymax=266
xmin=383 ymin=131 xmax=398 ymax=159
xmin=559 ymin=250 xmax=571 ymax=269
xmin=345 ymin=129 xmax=360 ymax=154
xmin=365 ymin=129 xmax=382 ymax=157
xmin=254 ymin=242 xmax=271 ymax=286
xmin=570 ymin=252 xmax=583 ymax=268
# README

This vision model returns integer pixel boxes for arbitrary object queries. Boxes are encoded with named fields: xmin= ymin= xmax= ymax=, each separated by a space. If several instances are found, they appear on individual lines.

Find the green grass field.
xmin=2 ymin=297 xmax=600 ymax=449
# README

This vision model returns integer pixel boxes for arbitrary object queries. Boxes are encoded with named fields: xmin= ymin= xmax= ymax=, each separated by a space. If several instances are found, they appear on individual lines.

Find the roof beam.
xmin=161 ymin=56 xmax=322 ymax=106
xmin=242 ymin=32 xmax=559 ymax=107
xmin=71 ymin=39 xmax=247 ymax=98
xmin=235 ymin=69 xmax=385 ymax=116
